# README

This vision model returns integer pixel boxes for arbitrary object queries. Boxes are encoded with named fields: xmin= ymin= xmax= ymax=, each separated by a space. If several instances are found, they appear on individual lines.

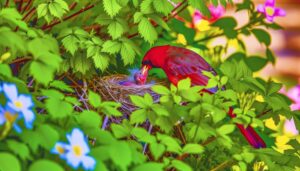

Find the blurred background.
xmin=233 ymin=0 xmax=300 ymax=86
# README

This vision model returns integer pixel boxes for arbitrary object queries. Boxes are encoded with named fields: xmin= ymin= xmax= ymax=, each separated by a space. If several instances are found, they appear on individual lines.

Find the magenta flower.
xmin=193 ymin=5 xmax=225 ymax=24
xmin=257 ymin=0 xmax=286 ymax=22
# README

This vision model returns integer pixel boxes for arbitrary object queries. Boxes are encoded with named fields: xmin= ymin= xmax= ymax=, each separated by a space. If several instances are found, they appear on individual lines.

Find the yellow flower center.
xmin=195 ymin=20 xmax=211 ymax=32
xmin=56 ymin=146 xmax=65 ymax=154
xmin=73 ymin=145 xmax=83 ymax=157
xmin=14 ymin=101 xmax=23 ymax=109
xmin=266 ymin=7 xmax=275 ymax=16
xmin=4 ymin=111 xmax=18 ymax=123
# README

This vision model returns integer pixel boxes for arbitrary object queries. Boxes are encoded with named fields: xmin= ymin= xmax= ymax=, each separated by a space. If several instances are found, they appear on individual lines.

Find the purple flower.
xmin=257 ymin=0 xmax=286 ymax=22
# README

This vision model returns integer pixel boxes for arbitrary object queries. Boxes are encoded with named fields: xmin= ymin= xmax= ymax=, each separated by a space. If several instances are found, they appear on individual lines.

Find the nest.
xmin=92 ymin=74 xmax=169 ymax=116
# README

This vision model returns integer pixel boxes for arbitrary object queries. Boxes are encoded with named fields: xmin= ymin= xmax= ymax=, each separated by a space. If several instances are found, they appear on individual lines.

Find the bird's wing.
xmin=164 ymin=48 xmax=216 ymax=86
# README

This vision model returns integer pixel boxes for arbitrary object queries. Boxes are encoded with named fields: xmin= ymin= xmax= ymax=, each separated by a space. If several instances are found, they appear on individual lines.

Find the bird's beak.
xmin=141 ymin=65 xmax=149 ymax=76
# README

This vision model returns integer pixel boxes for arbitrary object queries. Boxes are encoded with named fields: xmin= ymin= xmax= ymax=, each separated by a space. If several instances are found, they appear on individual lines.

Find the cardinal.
xmin=134 ymin=45 xmax=266 ymax=148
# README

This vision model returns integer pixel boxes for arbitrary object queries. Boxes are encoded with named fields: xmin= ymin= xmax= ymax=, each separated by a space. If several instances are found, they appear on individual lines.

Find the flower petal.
xmin=257 ymin=4 xmax=265 ymax=13
xmin=66 ymin=152 xmax=81 ymax=169
xmin=274 ymin=7 xmax=286 ymax=17
xmin=18 ymin=95 xmax=34 ymax=109
xmin=3 ymin=83 xmax=18 ymax=102
xmin=265 ymin=0 xmax=275 ymax=6
xmin=0 ymin=105 xmax=5 ymax=125
xmin=266 ymin=15 xmax=274 ymax=22
xmin=68 ymin=128 xmax=90 ymax=154
xmin=82 ymin=156 xmax=96 ymax=170
xmin=22 ymin=109 xmax=35 ymax=129
xmin=13 ymin=123 xmax=22 ymax=133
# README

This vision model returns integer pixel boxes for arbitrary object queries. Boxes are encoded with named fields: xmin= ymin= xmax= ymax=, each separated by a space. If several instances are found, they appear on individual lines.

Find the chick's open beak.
xmin=141 ymin=65 xmax=149 ymax=75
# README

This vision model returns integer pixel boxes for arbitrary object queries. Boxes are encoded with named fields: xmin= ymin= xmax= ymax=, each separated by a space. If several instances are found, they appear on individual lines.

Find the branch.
xmin=18 ymin=0 xmax=24 ymax=12
xmin=10 ymin=57 xmax=31 ymax=64
xmin=22 ymin=0 xmax=32 ymax=13
xmin=210 ymin=160 xmax=235 ymax=171
xmin=5 ymin=0 xmax=9 ymax=7
xmin=42 ymin=4 xmax=95 ymax=30
xmin=22 ymin=7 xmax=36 ymax=21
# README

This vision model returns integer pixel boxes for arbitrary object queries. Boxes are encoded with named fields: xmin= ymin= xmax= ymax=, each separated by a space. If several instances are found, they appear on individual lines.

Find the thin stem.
xmin=210 ymin=160 xmax=235 ymax=171
xmin=5 ymin=0 xmax=9 ymax=7
xmin=18 ymin=0 xmax=24 ymax=12
xmin=10 ymin=57 xmax=31 ymax=64
xmin=22 ymin=7 xmax=36 ymax=21
xmin=42 ymin=4 xmax=95 ymax=30
xmin=22 ymin=0 xmax=32 ymax=13
xmin=142 ymin=124 xmax=153 ymax=154
xmin=102 ymin=116 xmax=109 ymax=130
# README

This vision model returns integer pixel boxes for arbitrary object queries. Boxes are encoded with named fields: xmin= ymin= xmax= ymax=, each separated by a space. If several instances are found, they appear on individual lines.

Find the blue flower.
xmin=0 ymin=105 xmax=22 ymax=133
xmin=52 ymin=128 xmax=96 ymax=170
xmin=3 ymin=83 xmax=35 ymax=129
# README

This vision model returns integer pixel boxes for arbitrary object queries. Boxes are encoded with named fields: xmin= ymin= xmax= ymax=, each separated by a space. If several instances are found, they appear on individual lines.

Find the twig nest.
xmin=93 ymin=74 xmax=168 ymax=116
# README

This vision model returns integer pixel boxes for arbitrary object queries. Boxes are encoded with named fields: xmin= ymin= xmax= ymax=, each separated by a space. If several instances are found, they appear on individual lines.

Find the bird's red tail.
xmin=228 ymin=108 xmax=266 ymax=148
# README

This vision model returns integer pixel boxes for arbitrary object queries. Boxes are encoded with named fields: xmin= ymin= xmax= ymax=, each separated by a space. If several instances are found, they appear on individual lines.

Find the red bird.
xmin=134 ymin=45 xmax=266 ymax=148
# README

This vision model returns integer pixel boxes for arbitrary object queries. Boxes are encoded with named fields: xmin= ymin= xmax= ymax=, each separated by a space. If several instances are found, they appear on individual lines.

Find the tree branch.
xmin=18 ymin=0 xmax=24 ymax=12
xmin=22 ymin=0 xmax=32 ymax=13
xmin=210 ymin=160 xmax=235 ymax=171
xmin=42 ymin=4 xmax=95 ymax=30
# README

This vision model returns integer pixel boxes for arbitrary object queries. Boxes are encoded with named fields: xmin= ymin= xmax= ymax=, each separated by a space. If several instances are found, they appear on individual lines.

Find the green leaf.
xmin=212 ymin=17 xmax=237 ymax=29
xmin=96 ymin=13 xmax=113 ymax=25
xmin=245 ymin=56 xmax=268 ymax=72
xmin=109 ymin=142 xmax=132 ymax=170
xmin=108 ymin=20 xmax=124 ymax=39
xmin=61 ymin=34 xmax=79 ymax=55
xmin=120 ymin=41 xmax=136 ymax=65
xmin=49 ymin=80 xmax=74 ymax=92
xmin=0 ymin=64 xmax=12 ymax=77
xmin=152 ymin=85 xmax=170 ymax=95
xmin=103 ymin=0 xmax=122 ymax=17
xmin=188 ymin=0 xmax=210 ymax=17
xmin=29 ymin=61 xmax=56 ymax=85
xmin=0 ymin=152 xmax=21 ymax=171
xmin=7 ymin=140 xmax=30 ymax=160
xmin=132 ymin=163 xmax=164 ymax=171
xmin=152 ymin=104 xmax=169 ymax=116
xmin=217 ymin=124 xmax=235 ymax=135
xmin=76 ymin=110 xmax=102 ymax=129
xmin=131 ymin=127 xmax=156 ymax=143
xmin=88 ymin=90 xmax=102 ymax=108
xmin=140 ymin=0 xmax=154 ymax=14
xmin=182 ymin=144 xmax=204 ymax=154
xmin=266 ymin=48 xmax=275 ymax=64
xmin=130 ymin=95 xmax=147 ymax=108
xmin=102 ymin=40 xmax=121 ymax=54
xmin=36 ymin=124 xmax=59 ymax=150
xmin=111 ymin=123 xmax=131 ymax=138
xmin=130 ymin=109 xmax=147 ymax=124
xmin=45 ymin=98 xmax=73 ymax=118
xmin=134 ymin=12 xmax=143 ymax=23
xmin=153 ymin=0 xmax=173 ymax=15
xmin=171 ymin=160 xmax=193 ymax=171
xmin=150 ymin=142 xmax=166 ymax=160
xmin=178 ymin=78 xmax=191 ymax=91
xmin=29 ymin=160 xmax=64 ymax=171
xmin=138 ymin=17 xmax=158 ymax=44
xmin=252 ymin=29 xmax=271 ymax=46
xmin=37 ymin=4 xmax=48 ymax=18
xmin=92 ymin=52 xmax=110 ymax=71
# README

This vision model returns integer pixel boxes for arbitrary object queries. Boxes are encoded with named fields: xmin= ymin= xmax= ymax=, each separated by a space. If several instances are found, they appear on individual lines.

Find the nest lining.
xmin=93 ymin=74 xmax=168 ymax=115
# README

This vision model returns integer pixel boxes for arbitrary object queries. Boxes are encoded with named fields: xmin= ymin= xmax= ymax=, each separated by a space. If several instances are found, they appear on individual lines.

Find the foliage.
xmin=0 ymin=0 xmax=299 ymax=171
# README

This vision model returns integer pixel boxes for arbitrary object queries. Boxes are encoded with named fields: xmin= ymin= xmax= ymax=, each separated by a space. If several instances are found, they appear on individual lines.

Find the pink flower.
xmin=283 ymin=118 xmax=299 ymax=137
xmin=193 ymin=5 xmax=225 ymax=24
xmin=280 ymin=85 xmax=300 ymax=111
xmin=257 ymin=0 xmax=286 ymax=22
